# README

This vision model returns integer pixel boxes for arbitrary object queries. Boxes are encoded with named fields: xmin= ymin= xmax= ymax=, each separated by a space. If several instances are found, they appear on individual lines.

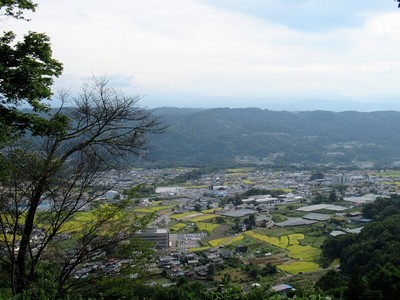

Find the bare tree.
xmin=0 ymin=78 xmax=164 ymax=297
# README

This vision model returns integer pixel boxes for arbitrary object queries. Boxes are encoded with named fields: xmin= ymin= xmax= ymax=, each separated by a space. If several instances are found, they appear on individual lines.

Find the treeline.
xmin=72 ymin=279 xmax=328 ymax=300
xmin=317 ymin=196 xmax=400 ymax=299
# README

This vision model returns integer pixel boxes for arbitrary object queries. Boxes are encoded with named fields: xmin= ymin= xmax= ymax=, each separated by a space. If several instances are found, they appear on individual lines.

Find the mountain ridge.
xmin=148 ymin=107 xmax=400 ymax=166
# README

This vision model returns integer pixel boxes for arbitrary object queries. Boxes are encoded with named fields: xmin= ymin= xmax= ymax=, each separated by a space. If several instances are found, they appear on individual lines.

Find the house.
xmin=271 ymin=284 xmax=295 ymax=294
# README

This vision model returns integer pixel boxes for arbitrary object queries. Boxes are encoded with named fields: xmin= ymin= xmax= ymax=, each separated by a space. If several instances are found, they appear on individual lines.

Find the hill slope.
xmin=147 ymin=107 xmax=400 ymax=166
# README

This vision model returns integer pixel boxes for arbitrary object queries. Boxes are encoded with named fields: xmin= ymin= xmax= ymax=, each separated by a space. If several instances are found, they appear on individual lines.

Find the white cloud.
xmin=6 ymin=0 xmax=400 ymax=106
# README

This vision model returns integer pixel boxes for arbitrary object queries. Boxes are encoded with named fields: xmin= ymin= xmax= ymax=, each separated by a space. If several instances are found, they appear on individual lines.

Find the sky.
xmin=5 ymin=0 xmax=400 ymax=111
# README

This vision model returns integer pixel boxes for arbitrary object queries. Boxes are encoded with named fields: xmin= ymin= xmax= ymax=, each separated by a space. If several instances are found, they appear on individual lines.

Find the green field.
xmin=134 ymin=205 xmax=175 ymax=214
xmin=208 ymin=234 xmax=244 ymax=247
xmin=227 ymin=167 xmax=255 ymax=173
xmin=287 ymin=244 xmax=321 ymax=261
xmin=189 ymin=246 xmax=211 ymax=252
xmin=170 ymin=223 xmax=187 ymax=232
xmin=188 ymin=214 xmax=217 ymax=222
xmin=372 ymin=171 xmax=400 ymax=178
xmin=170 ymin=212 xmax=199 ymax=220
xmin=196 ymin=222 xmax=219 ymax=234
xmin=202 ymin=208 xmax=222 ymax=214
xmin=244 ymin=230 xmax=321 ymax=273
xmin=278 ymin=261 xmax=320 ymax=274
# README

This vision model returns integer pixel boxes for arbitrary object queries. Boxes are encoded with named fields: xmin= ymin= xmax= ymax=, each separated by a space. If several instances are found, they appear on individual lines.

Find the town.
xmin=51 ymin=165 xmax=398 ymax=293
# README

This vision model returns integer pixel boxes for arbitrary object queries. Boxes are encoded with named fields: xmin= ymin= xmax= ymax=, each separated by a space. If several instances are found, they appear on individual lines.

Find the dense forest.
xmin=317 ymin=196 xmax=400 ymax=299
xmin=146 ymin=108 xmax=400 ymax=166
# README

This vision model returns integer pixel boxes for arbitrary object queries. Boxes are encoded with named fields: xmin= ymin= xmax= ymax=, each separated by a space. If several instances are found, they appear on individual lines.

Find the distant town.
xmin=40 ymin=165 xmax=398 ymax=292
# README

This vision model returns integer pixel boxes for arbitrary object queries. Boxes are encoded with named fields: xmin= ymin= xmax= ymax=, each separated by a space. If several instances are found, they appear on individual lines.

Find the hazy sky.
xmin=6 ymin=0 xmax=400 ymax=110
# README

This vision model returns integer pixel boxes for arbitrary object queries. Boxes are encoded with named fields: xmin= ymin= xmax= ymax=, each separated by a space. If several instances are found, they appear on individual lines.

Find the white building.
xmin=134 ymin=227 xmax=170 ymax=249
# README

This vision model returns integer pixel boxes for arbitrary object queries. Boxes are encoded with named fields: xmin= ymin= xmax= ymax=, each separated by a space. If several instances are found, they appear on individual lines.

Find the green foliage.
xmin=215 ymin=216 xmax=225 ymax=224
xmin=327 ymin=191 xmax=337 ymax=202
xmin=79 ymin=281 xmax=329 ymax=300
xmin=150 ymin=108 xmax=400 ymax=166
xmin=321 ymin=234 xmax=357 ymax=261
xmin=362 ymin=195 xmax=400 ymax=219
xmin=321 ymin=206 xmax=400 ymax=300
xmin=167 ymin=169 xmax=204 ymax=184
xmin=310 ymin=173 xmax=324 ymax=181
xmin=194 ymin=203 xmax=202 ymax=212
xmin=0 ymin=30 xmax=63 ymax=141
xmin=315 ymin=270 xmax=346 ymax=298
xmin=124 ymin=183 xmax=156 ymax=198
xmin=261 ymin=263 xmax=278 ymax=276
xmin=0 ymin=0 xmax=37 ymax=19
xmin=245 ymin=263 xmax=277 ymax=279
xmin=244 ymin=188 xmax=271 ymax=197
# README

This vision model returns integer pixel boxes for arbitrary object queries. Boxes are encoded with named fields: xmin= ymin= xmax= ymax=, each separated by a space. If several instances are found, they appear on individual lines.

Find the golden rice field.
xmin=286 ymin=245 xmax=321 ymax=261
xmin=277 ymin=261 xmax=320 ymax=275
xmin=382 ymin=181 xmax=400 ymax=186
xmin=201 ymin=208 xmax=222 ymax=214
xmin=170 ymin=223 xmax=187 ymax=232
xmin=227 ymin=167 xmax=255 ymax=173
xmin=170 ymin=212 xmax=199 ymax=220
xmin=196 ymin=222 xmax=219 ymax=234
xmin=59 ymin=211 xmax=97 ymax=233
xmin=288 ymin=233 xmax=305 ymax=245
xmin=242 ymin=180 xmax=255 ymax=185
xmin=57 ymin=204 xmax=134 ymax=235
xmin=188 ymin=214 xmax=218 ymax=222
xmin=208 ymin=234 xmax=244 ymax=247
xmin=372 ymin=171 xmax=400 ymax=178
xmin=134 ymin=205 xmax=175 ymax=214
xmin=189 ymin=246 xmax=211 ymax=252
xmin=244 ymin=231 xmax=321 ymax=269
xmin=182 ymin=185 xmax=208 ymax=189
xmin=244 ymin=231 xmax=290 ymax=248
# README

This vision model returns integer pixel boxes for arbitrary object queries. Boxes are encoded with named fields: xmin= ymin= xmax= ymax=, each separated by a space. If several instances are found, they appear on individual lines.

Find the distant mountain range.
xmin=146 ymin=107 xmax=400 ymax=167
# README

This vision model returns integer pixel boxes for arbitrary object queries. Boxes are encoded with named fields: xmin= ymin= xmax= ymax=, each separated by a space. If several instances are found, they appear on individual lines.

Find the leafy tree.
xmin=321 ymin=211 xmax=400 ymax=300
xmin=215 ymin=216 xmax=225 ymax=224
xmin=310 ymin=172 xmax=324 ymax=181
xmin=0 ymin=78 xmax=164 ymax=296
xmin=260 ymin=263 xmax=277 ymax=276
xmin=315 ymin=270 xmax=346 ymax=298
xmin=367 ymin=263 xmax=400 ymax=300
xmin=194 ymin=203 xmax=202 ymax=212
xmin=0 ymin=1 xmax=63 ymax=142
xmin=244 ymin=214 xmax=256 ymax=230
xmin=124 ymin=183 xmax=156 ymax=198
xmin=328 ymin=191 xmax=337 ymax=202
xmin=362 ymin=195 xmax=400 ymax=219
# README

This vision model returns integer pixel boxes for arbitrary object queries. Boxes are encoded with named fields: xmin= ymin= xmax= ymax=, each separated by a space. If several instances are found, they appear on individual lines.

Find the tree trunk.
xmin=14 ymin=186 xmax=43 ymax=294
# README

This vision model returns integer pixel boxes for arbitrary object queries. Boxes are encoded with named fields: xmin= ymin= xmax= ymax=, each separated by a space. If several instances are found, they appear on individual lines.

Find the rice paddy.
xmin=188 ymin=214 xmax=218 ymax=222
xmin=196 ymin=222 xmax=219 ymax=234
xmin=134 ymin=205 xmax=175 ymax=214
xmin=170 ymin=223 xmax=187 ymax=232
xmin=208 ymin=234 xmax=244 ymax=247
xmin=170 ymin=212 xmax=199 ymax=220
xmin=277 ymin=261 xmax=320 ymax=274
xmin=244 ymin=231 xmax=321 ymax=273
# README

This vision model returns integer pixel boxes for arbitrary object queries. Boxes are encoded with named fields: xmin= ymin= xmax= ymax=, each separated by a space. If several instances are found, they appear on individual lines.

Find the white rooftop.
xmin=297 ymin=204 xmax=348 ymax=212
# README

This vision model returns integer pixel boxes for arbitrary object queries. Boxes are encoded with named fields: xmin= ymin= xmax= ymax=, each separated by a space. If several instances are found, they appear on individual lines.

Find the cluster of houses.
xmin=155 ymin=247 xmax=240 ymax=280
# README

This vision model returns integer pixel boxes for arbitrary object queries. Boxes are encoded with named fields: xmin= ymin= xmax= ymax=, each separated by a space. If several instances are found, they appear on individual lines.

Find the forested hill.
xmin=147 ymin=107 xmax=400 ymax=166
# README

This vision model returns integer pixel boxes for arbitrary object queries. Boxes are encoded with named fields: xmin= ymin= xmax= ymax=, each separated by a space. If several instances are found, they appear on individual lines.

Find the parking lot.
xmin=170 ymin=233 xmax=207 ymax=249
